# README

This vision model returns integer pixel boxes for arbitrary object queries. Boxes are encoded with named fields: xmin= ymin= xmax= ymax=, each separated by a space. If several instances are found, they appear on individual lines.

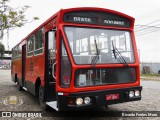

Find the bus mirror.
xmin=48 ymin=31 xmax=56 ymax=50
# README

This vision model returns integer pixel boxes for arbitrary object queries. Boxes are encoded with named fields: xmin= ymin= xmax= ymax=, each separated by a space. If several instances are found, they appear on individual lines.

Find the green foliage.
xmin=0 ymin=42 xmax=5 ymax=57
xmin=0 ymin=0 xmax=39 ymax=39
xmin=141 ymin=74 xmax=160 ymax=77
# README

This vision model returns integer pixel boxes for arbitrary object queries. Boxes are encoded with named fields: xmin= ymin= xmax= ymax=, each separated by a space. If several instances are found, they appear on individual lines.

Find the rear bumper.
xmin=57 ymin=86 xmax=142 ymax=111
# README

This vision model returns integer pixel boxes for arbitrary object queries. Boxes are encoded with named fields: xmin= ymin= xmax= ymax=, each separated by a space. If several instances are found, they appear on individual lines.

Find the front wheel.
xmin=39 ymin=85 xmax=48 ymax=111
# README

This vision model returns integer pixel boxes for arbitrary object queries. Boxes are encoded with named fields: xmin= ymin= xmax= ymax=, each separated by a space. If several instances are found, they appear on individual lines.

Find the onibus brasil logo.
xmin=3 ymin=96 xmax=23 ymax=105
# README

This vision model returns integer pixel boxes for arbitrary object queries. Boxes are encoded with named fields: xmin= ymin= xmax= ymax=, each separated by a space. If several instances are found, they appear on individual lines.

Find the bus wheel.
xmin=39 ymin=85 xmax=48 ymax=111
xmin=17 ymin=81 xmax=23 ymax=91
xmin=105 ymin=105 xmax=108 ymax=108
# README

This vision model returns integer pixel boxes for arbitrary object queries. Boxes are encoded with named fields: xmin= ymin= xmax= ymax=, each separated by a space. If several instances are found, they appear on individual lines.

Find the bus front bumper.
xmin=57 ymin=86 xmax=142 ymax=111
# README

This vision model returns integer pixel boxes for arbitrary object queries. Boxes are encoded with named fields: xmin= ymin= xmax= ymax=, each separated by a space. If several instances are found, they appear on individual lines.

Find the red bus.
xmin=11 ymin=7 xmax=142 ymax=111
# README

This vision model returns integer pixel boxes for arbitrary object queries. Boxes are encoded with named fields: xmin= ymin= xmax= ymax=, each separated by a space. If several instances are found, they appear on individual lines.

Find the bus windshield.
xmin=64 ymin=27 xmax=135 ymax=64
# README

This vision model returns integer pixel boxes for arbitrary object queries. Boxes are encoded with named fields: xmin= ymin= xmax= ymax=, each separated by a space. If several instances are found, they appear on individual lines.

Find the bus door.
xmin=45 ymin=30 xmax=57 ymax=101
xmin=22 ymin=45 xmax=26 ymax=87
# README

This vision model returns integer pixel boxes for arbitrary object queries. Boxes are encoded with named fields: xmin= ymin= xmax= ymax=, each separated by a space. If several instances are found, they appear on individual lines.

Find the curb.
xmin=140 ymin=77 xmax=160 ymax=81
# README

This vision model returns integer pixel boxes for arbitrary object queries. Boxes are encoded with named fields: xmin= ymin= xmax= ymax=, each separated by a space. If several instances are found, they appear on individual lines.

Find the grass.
xmin=140 ymin=74 xmax=160 ymax=77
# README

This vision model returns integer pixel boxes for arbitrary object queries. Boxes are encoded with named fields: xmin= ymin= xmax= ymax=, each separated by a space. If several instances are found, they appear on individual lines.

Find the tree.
xmin=0 ymin=42 xmax=5 ymax=58
xmin=0 ymin=0 xmax=39 ymax=39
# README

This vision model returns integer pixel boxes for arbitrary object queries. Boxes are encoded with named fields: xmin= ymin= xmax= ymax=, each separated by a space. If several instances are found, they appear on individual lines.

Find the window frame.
xmin=27 ymin=35 xmax=35 ymax=57
xmin=64 ymin=26 xmax=135 ymax=65
xmin=34 ymin=28 xmax=44 ymax=56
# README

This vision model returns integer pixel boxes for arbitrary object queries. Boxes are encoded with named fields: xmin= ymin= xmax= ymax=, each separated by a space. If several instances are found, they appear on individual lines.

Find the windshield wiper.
xmin=112 ymin=40 xmax=117 ymax=59
xmin=91 ymin=37 xmax=99 ymax=68
xmin=112 ymin=40 xmax=128 ymax=67
xmin=90 ymin=37 xmax=100 ymax=85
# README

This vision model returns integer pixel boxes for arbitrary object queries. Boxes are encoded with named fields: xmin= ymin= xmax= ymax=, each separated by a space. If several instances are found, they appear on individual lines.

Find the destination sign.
xmin=63 ymin=11 xmax=131 ymax=28
xmin=65 ymin=15 xmax=97 ymax=24
xmin=73 ymin=17 xmax=92 ymax=23
xmin=104 ymin=20 xmax=125 ymax=26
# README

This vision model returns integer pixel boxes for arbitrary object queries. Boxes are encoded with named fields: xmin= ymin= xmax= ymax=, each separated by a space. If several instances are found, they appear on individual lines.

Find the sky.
xmin=1 ymin=0 xmax=160 ymax=62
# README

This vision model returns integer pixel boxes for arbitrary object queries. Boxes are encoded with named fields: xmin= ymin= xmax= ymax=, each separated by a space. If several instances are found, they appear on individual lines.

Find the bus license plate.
xmin=106 ymin=94 xmax=119 ymax=101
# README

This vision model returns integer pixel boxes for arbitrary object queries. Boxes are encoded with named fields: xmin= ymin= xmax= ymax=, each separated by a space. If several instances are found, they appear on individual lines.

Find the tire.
xmin=39 ymin=85 xmax=48 ymax=111
xmin=105 ymin=105 xmax=108 ymax=108
xmin=17 ymin=81 xmax=23 ymax=91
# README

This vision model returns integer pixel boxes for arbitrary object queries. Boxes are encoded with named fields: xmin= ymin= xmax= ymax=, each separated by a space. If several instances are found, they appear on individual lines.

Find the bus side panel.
xmin=11 ymin=59 xmax=22 ymax=83
xmin=17 ymin=58 xmax=22 ymax=86
xmin=11 ymin=60 xmax=16 ymax=82
xmin=25 ymin=56 xmax=34 ymax=94
xmin=33 ymin=55 xmax=45 ymax=86
xmin=25 ymin=54 xmax=45 ymax=95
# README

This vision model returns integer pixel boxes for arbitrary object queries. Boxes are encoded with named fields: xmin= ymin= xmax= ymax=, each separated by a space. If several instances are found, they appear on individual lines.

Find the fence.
xmin=140 ymin=62 xmax=160 ymax=74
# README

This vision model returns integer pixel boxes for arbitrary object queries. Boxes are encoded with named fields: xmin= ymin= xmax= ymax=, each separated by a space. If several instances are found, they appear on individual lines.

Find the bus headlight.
xmin=84 ymin=97 xmax=91 ymax=104
xmin=76 ymin=98 xmax=83 ymax=105
xmin=135 ymin=90 xmax=140 ymax=97
xmin=129 ymin=91 xmax=134 ymax=98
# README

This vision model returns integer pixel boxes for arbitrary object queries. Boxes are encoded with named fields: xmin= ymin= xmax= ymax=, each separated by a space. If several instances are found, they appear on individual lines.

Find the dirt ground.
xmin=0 ymin=69 xmax=160 ymax=120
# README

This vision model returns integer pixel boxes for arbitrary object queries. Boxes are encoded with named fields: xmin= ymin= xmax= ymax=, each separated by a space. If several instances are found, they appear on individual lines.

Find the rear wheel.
xmin=104 ymin=105 xmax=108 ymax=108
xmin=39 ymin=85 xmax=48 ymax=110
xmin=17 ymin=80 xmax=23 ymax=91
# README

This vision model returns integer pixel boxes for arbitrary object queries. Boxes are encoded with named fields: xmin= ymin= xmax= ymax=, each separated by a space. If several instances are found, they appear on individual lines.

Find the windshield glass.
xmin=64 ymin=27 xmax=135 ymax=64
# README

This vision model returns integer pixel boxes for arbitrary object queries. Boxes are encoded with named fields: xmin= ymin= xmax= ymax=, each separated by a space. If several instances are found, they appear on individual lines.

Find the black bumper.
xmin=57 ymin=86 xmax=142 ymax=111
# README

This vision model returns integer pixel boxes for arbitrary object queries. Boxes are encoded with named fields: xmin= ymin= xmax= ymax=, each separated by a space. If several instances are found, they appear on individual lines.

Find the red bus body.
xmin=11 ymin=7 xmax=142 ymax=111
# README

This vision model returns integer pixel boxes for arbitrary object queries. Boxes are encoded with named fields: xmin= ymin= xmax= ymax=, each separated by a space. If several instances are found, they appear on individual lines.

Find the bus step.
xmin=23 ymin=87 xmax=27 ymax=91
xmin=46 ymin=101 xmax=58 ymax=111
